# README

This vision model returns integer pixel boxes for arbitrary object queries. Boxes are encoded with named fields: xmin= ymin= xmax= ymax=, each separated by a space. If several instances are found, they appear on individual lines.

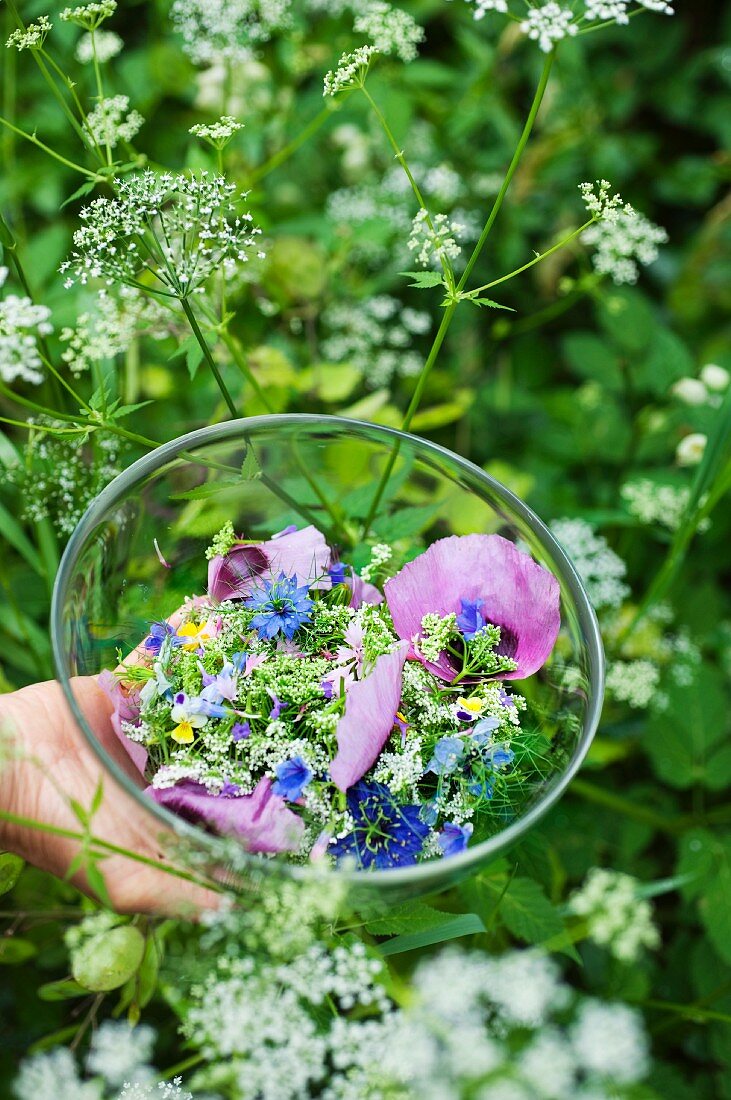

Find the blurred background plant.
xmin=0 ymin=0 xmax=730 ymax=1096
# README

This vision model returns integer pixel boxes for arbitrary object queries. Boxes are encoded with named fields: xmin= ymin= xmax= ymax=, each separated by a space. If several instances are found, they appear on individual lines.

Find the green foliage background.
xmin=0 ymin=0 xmax=730 ymax=1095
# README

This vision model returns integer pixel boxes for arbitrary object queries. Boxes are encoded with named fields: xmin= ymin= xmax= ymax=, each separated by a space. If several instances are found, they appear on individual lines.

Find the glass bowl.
xmin=51 ymin=415 xmax=604 ymax=904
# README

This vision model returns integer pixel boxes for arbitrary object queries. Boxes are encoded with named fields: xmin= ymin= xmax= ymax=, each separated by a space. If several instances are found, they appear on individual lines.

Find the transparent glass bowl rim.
xmin=51 ymin=414 xmax=605 ymax=891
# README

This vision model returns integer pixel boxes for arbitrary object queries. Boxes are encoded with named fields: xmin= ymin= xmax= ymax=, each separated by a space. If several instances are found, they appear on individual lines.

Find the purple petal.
xmin=146 ymin=777 xmax=304 ymax=853
xmin=207 ymin=544 xmax=269 ymax=602
xmin=349 ymin=571 xmax=384 ymax=610
xmin=384 ymin=534 xmax=560 ymax=681
xmin=330 ymin=641 xmax=409 ymax=792
xmin=97 ymin=670 xmax=147 ymax=773
xmin=263 ymin=525 xmax=332 ymax=589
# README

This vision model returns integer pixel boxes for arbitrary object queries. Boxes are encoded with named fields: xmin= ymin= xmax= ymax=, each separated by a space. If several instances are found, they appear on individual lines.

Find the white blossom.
xmin=85 ymin=1021 xmax=156 ymax=1088
xmin=353 ymin=2 xmax=425 ymax=62
xmin=84 ymin=95 xmax=144 ymax=150
xmin=0 ymin=268 xmax=52 ymax=386
xmin=621 ymin=478 xmax=705 ymax=532
xmin=676 ymin=432 xmax=707 ymax=467
xmin=6 ymin=16 xmax=52 ymax=50
xmin=116 ymin=1082 xmax=192 ymax=1100
xmin=606 ymin=658 xmax=661 ymax=709
xmin=170 ymin=0 xmax=291 ymax=65
xmin=323 ymin=45 xmax=378 ymax=96
xmin=579 ymin=179 xmax=633 ymax=223
xmin=636 ymin=0 xmax=673 ymax=12
xmin=321 ymin=295 xmax=429 ymax=388
xmin=568 ymin=868 xmax=660 ymax=961
xmin=571 ymin=1000 xmax=650 ymax=1082
xmin=584 ymin=0 xmax=630 ymax=23
xmin=520 ymin=3 xmax=578 ymax=53
xmin=60 ymin=1 xmax=117 ymax=28
xmin=408 ymin=207 xmax=463 ymax=268
xmin=12 ymin=1050 xmax=102 ymax=1100
xmin=671 ymin=376 xmax=708 ymax=405
xmin=700 ymin=363 xmax=729 ymax=392
xmin=583 ymin=208 xmax=668 ymax=284
xmin=189 ymin=115 xmax=243 ymax=147
xmin=550 ymin=518 xmax=629 ymax=611
xmin=75 ymin=29 xmax=122 ymax=62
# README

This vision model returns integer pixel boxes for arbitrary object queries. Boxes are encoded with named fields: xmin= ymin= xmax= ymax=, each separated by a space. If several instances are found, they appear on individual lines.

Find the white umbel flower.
xmin=0 ymin=268 xmax=52 ymax=386
xmin=520 ymin=3 xmax=578 ymax=52
xmin=353 ymin=2 xmax=425 ymax=62
xmin=408 ymin=207 xmax=463 ymax=268
xmin=584 ymin=0 xmax=630 ymax=22
xmin=75 ymin=29 xmax=122 ymax=62
xmin=323 ymin=45 xmax=378 ymax=96
xmin=583 ymin=208 xmax=668 ymax=285
xmin=84 ymin=95 xmax=144 ymax=149
xmin=6 ymin=16 xmax=53 ymax=50
xmin=568 ymin=868 xmax=660 ymax=962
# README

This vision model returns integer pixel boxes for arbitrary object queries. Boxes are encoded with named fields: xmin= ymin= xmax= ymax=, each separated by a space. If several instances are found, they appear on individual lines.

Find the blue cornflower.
xmin=272 ymin=756 xmax=313 ymax=801
xmin=456 ymin=597 xmax=485 ymax=641
xmin=245 ymin=572 xmax=314 ymax=640
xmin=427 ymin=735 xmax=466 ymax=776
xmin=438 ymin=821 xmax=474 ymax=858
xmin=330 ymin=780 xmax=429 ymax=870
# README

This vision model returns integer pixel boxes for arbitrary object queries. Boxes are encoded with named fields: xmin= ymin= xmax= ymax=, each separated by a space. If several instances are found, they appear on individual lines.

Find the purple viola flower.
xmin=246 ymin=573 xmax=314 ymax=641
xmin=384 ymin=534 xmax=561 ymax=682
xmin=97 ymin=670 xmax=147 ymax=774
xmin=427 ymin=735 xmax=466 ymax=776
xmin=208 ymin=525 xmax=331 ymax=603
xmin=438 ymin=821 xmax=474 ymax=858
xmin=456 ymin=598 xmax=485 ymax=641
xmin=330 ymin=641 xmax=409 ymax=792
xmin=329 ymin=780 xmax=429 ymax=869
xmin=231 ymin=721 xmax=251 ymax=742
xmin=272 ymin=756 xmax=313 ymax=801
xmin=146 ymin=777 xmax=304 ymax=853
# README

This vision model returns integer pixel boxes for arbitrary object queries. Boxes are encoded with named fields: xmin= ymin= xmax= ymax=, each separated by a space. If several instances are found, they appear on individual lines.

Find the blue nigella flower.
xmin=272 ymin=756 xmax=313 ymax=801
xmin=231 ymin=721 xmax=251 ymax=742
xmin=427 ymin=736 xmax=466 ymax=776
xmin=245 ymin=572 xmax=314 ymax=640
xmin=231 ymin=651 xmax=248 ymax=674
xmin=330 ymin=780 xmax=430 ymax=870
xmin=437 ymin=821 xmax=474 ymax=858
xmin=456 ymin=598 xmax=486 ymax=641
xmin=470 ymin=716 xmax=500 ymax=748
xmin=498 ymin=688 xmax=516 ymax=709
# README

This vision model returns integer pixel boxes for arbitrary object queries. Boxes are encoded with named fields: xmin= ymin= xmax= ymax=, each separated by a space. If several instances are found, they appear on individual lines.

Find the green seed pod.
xmin=71 ymin=925 xmax=145 ymax=992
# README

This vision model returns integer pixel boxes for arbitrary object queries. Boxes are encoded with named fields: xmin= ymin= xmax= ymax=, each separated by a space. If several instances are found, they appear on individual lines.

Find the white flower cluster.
xmin=0 ymin=266 xmax=52 ymax=386
xmin=60 ymin=287 xmax=170 ymax=376
xmin=84 ymin=95 xmax=144 ymax=150
xmin=75 ymin=29 xmax=122 ymax=62
xmin=323 ymin=45 xmax=378 ymax=96
xmin=606 ymin=658 xmax=661 ymax=709
xmin=676 ymin=432 xmax=706 ymax=467
xmin=408 ymin=207 xmax=464 ymax=268
xmin=117 ymin=1082 xmax=192 ymax=1100
xmin=585 ymin=0 xmax=632 ymax=20
xmin=579 ymin=179 xmax=634 ymax=222
xmin=569 ymin=868 xmax=661 ymax=961
xmin=521 ymin=3 xmax=578 ymax=52
xmin=469 ymin=0 xmax=509 ymax=17
xmin=6 ymin=15 xmax=52 ymax=51
xmin=583 ymin=209 xmax=668 ymax=284
xmin=621 ymin=477 xmax=708 ymax=533
xmin=551 ymin=517 xmax=629 ymax=611
xmin=86 ymin=1022 xmax=156 ymax=1089
xmin=672 ymin=363 xmax=729 ymax=406
xmin=170 ymin=0 xmax=291 ymax=65
xmin=321 ymin=295 xmax=430 ymax=388
xmin=189 ymin=115 xmax=243 ymax=147
xmin=360 ymin=541 xmax=393 ymax=581
xmin=353 ymin=2 xmax=425 ymax=62
xmin=60 ymin=1 xmax=117 ymax=29
xmin=60 ymin=170 xmax=264 ymax=294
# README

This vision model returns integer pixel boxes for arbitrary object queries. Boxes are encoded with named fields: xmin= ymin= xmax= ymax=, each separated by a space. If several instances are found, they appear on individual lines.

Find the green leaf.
xmin=171 ymin=476 xmax=242 ymax=501
xmin=38 ymin=979 xmax=89 ymax=1002
xmin=378 ymin=913 xmax=485 ymax=956
xmin=561 ymin=331 xmax=624 ymax=391
xmin=241 ymin=449 xmax=261 ymax=481
xmin=0 ymin=852 xmax=24 ymax=896
xmin=399 ymin=270 xmax=445 ymax=289
xmin=372 ymin=504 xmax=439 ymax=542
xmin=365 ymin=901 xmax=458 ymax=937
xmin=497 ymin=877 xmax=564 ymax=944
xmin=28 ymin=1026 xmax=82 ymax=1054
xmin=469 ymin=297 xmax=515 ymax=311
xmin=61 ymin=180 xmax=97 ymax=209
xmin=0 ymin=937 xmax=37 ymax=964
xmin=644 ymin=667 xmax=729 ymax=789
xmin=0 ymin=502 xmax=44 ymax=574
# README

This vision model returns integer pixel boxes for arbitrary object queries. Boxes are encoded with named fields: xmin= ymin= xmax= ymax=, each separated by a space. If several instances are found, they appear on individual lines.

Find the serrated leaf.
xmin=241 ymin=449 xmax=261 ymax=481
xmin=399 ymin=270 xmax=445 ymax=288
xmin=644 ymin=667 xmax=729 ymax=789
xmin=498 ymin=878 xmax=564 ymax=944
xmin=61 ymin=180 xmax=97 ymax=209
xmin=372 ymin=504 xmax=439 ymax=542
xmin=366 ymin=901 xmax=457 ymax=936
xmin=378 ymin=913 xmax=485 ymax=956
xmin=170 ymin=477 xmax=242 ymax=501
xmin=0 ymin=852 xmax=24 ymax=896
xmin=470 ymin=297 xmax=515 ymax=311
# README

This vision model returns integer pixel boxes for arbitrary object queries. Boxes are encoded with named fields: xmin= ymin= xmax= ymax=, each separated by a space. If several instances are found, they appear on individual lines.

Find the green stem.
xmin=219 ymin=330 xmax=273 ymax=412
xmin=0 ymin=116 xmax=104 ymax=180
xmin=249 ymin=103 xmax=340 ymax=185
xmin=179 ymin=297 xmax=238 ymax=418
xmin=89 ymin=28 xmax=113 ymax=167
xmin=361 ymin=85 xmax=455 ymax=293
xmin=469 ymin=219 xmax=594 ymax=296
xmin=457 ymin=51 xmax=555 ymax=292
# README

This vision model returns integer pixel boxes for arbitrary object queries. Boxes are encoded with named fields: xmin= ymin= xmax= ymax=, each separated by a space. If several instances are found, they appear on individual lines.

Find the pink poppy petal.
xmin=262 ymin=525 xmax=332 ymax=589
xmin=349 ymin=572 xmax=384 ymax=609
xmin=97 ymin=670 xmax=148 ymax=773
xmin=384 ymin=534 xmax=560 ymax=681
xmin=207 ymin=544 xmax=269 ymax=602
xmin=147 ymin=777 xmax=304 ymax=853
xmin=330 ymin=641 xmax=409 ymax=792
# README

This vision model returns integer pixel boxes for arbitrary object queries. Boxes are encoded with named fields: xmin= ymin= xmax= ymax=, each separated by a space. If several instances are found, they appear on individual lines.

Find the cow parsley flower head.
xmin=84 ymin=95 xmax=144 ymax=150
xmin=408 ymin=207 xmax=463 ymax=268
xmin=75 ymin=28 xmax=122 ymax=62
xmin=60 ymin=287 xmax=169 ymax=376
xmin=117 ymin=1082 xmax=193 ymax=1100
xmin=353 ymin=2 xmax=425 ymax=62
xmin=583 ymin=209 xmax=668 ymax=284
xmin=85 ymin=1021 xmax=156 ymax=1087
xmin=170 ymin=0 xmax=291 ymax=65
xmin=568 ymin=868 xmax=661 ymax=961
xmin=323 ymin=45 xmax=378 ymax=96
xmin=579 ymin=179 xmax=633 ymax=223
xmin=520 ymin=3 xmax=578 ymax=53
xmin=571 ymin=1000 xmax=650 ymax=1082
xmin=189 ymin=115 xmax=244 ymax=149
xmin=606 ymin=658 xmax=661 ymax=708
xmin=0 ymin=268 xmax=52 ymax=386
xmin=550 ymin=518 xmax=629 ymax=611
xmin=321 ymin=295 xmax=430 ymax=388
xmin=469 ymin=0 xmax=509 ymax=17
xmin=6 ymin=16 xmax=53 ymax=51
xmin=60 ymin=170 xmax=264 ymax=295
xmin=584 ymin=0 xmax=631 ymax=22
xmin=636 ymin=0 xmax=673 ymax=11
xmin=60 ymin=1 xmax=117 ymax=29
